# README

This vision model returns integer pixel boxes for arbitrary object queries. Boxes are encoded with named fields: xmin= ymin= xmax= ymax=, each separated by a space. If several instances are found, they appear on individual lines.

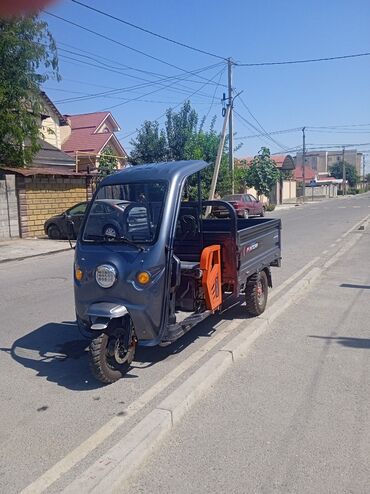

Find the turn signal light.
xmin=75 ymin=267 xmax=83 ymax=281
xmin=137 ymin=271 xmax=151 ymax=285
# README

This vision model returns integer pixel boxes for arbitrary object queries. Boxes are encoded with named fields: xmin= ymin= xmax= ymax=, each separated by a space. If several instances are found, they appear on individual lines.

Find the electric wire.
xmin=237 ymin=51 xmax=370 ymax=67
xmin=54 ymin=61 xmax=222 ymax=104
xmin=70 ymin=0 xmax=227 ymax=61
xmin=119 ymin=67 xmax=226 ymax=140
xmin=238 ymin=96 xmax=290 ymax=151
xmin=234 ymin=111 xmax=289 ymax=152
xmin=43 ymin=11 xmax=225 ymax=86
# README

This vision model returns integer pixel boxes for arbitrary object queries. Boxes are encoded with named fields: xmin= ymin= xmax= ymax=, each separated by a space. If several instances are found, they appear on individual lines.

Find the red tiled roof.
xmin=62 ymin=111 xmax=125 ymax=157
xmin=294 ymin=166 xmax=316 ymax=181
xmin=62 ymin=127 xmax=111 ymax=155
xmin=65 ymin=112 xmax=111 ymax=130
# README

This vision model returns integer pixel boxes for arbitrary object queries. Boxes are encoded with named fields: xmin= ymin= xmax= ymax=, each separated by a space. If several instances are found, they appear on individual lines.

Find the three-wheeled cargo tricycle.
xmin=74 ymin=160 xmax=281 ymax=384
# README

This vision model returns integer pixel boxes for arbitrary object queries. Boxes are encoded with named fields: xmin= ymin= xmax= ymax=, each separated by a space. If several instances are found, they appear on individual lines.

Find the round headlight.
xmin=95 ymin=264 xmax=117 ymax=288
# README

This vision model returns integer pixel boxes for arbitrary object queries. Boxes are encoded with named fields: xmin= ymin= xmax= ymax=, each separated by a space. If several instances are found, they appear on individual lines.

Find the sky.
xmin=42 ymin=0 xmax=370 ymax=172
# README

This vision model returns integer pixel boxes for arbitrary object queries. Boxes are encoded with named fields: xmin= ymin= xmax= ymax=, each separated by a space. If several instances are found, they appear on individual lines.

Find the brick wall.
xmin=18 ymin=175 xmax=87 ymax=237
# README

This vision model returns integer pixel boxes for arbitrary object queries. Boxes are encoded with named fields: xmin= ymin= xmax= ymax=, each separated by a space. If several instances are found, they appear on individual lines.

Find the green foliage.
xmin=0 ymin=16 xmax=59 ymax=166
xmin=130 ymin=102 xmax=235 ymax=198
xmin=98 ymin=147 xmax=118 ymax=177
xmin=129 ymin=121 xmax=167 ymax=164
xmin=166 ymin=101 xmax=198 ymax=161
xmin=329 ymin=161 xmax=359 ymax=187
xmin=266 ymin=204 xmax=276 ymax=212
xmin=246 ymin=147 xmax=280 ymax=198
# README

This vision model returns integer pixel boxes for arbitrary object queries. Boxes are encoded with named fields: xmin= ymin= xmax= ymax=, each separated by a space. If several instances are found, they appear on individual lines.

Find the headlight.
xmin=95 ymin=264 xmax=117 ymax=288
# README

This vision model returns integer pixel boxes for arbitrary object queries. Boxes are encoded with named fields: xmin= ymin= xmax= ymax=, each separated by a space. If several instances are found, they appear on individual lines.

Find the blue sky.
xmin=42 ymin=0 xmax=370 ymax=171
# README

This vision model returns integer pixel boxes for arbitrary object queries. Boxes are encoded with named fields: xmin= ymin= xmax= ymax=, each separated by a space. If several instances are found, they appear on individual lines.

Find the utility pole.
xmin=227 ymin=58 xmax=234 ymax=193
xmin=302 ymin=127 xmax=306 ymax=202
xmin=206 ymin=104 xmax=231 ymax=217
xmin=363 ymin=154 xmax=366 ymax=191
xmin=342 ymin=146 xmax=346 ymax=195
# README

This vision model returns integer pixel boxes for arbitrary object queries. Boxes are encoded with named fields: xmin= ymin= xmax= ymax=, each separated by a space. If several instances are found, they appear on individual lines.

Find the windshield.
xmin=82 ymin=181 xmax=167 ymax=244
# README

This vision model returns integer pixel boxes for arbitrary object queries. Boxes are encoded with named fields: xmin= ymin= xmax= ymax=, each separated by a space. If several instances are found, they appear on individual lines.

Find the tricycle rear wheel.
xmin=245 ymin=271 xmax=268 ymax=316
xmin=89 ymin=325 xmax=136 ymax=384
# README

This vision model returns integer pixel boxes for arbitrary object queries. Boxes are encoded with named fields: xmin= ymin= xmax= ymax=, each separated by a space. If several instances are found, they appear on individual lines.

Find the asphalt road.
xmin=127 ymin=205 xmax=370 ymax=494
xmin=0 ymin=193 xmax=369 ymax=493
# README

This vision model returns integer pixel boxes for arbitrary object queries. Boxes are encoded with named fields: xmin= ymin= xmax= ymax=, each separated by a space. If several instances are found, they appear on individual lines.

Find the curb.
xmin=62 ymin=409 xmax=172 ymax=494
xmin=0 ymin=247 xmax=71 ymax=264
xmin=61 ymin=266 xmax=323 ymax=494
xmin=60 ymin=217 xmax=369 ymax=493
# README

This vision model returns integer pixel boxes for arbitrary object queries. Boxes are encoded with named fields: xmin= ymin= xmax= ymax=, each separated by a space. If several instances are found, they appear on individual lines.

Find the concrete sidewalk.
xmin=0 ymin=238 xmax=71 ymax=263
xmin=127 ymin=229 xmax=370 ymax=493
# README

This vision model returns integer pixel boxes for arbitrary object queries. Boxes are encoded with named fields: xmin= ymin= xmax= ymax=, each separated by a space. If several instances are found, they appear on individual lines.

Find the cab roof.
xmin=101 ymin=160 xmax=209 ymax=185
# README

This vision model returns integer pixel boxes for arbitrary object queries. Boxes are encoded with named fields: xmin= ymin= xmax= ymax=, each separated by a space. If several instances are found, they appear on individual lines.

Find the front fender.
xmin=87 ymin=302 xmax=128 ymax=330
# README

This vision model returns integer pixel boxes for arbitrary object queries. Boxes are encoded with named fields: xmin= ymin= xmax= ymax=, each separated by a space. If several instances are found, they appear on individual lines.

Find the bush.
xmin=265 ymin=204 xmax=276 ymax=212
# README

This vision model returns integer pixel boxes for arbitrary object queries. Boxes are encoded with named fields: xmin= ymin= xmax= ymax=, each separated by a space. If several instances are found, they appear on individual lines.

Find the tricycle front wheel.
xmin=89 ymin=328 xmax=136 ymax=384
xmin=245 ymin=271 xmax=268 ymax=316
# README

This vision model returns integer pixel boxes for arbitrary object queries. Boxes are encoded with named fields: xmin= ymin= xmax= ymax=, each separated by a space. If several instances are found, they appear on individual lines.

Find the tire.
xmin=89 ymin=327 xmax=136 ymax=384
xmin=245 ymin=271 xmax=268 ymax=316
xmin=103 ymin=224 xmax=119 ymax=238
xmin=260 ymin=207 xmax=265 ymax=217
xmin=243 ymin=209 xmax=249 ymax=219
xmin=47 ymin=224 xmax=61 ymax=240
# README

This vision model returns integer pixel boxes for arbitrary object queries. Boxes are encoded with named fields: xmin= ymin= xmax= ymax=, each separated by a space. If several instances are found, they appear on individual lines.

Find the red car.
xmin=214 ymin=194 xmax=265 ymax=219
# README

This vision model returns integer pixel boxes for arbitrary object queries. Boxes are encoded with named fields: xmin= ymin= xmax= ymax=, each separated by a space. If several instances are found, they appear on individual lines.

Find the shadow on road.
xmin=0 ymin=321 xmax=106 ymax=391
xmin=340 ymin=283 xmax=370 ymax=290
xmin=0 ymin=299 xmax=251 ymax=389
xmin=309 ymin=335 xmax=370 ymax=349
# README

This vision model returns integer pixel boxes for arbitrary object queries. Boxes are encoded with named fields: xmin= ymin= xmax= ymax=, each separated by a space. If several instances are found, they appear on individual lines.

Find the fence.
xmin=0 ymin=174 xmax=19 ymax=239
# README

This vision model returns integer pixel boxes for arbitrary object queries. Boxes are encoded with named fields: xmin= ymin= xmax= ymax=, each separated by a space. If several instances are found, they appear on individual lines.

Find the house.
xmin=0 ymin=94 xmax=128 ymax=239
xmin=294 ymin=166 xmax=340 ymax=198
xmin=62 ymin=112 xmax=128 ymax=172
xmin=236 ymin=154 xmax=296 ymax=204
xmin=295 ymin=149 xmax=363 ymax=176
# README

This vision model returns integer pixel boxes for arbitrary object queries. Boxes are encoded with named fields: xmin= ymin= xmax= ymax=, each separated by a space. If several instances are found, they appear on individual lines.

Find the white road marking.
xmin=338 ymin=206 xmax=346 ymax=209
xmin=353 ymin=206 xmax=360 ymax=208
xmin=323 ymin=250 xmax=329 ymax=254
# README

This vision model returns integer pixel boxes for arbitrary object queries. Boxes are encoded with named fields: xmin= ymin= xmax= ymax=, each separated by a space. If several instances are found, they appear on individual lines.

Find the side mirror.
xmin=66 ymin=219 xmax=76 ymax=250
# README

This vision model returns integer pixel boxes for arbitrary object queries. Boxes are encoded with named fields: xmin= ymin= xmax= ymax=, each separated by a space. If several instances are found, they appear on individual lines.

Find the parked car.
xmin=44 ymin=202 xmax=88 ymax=239
xmin=44 ymin=199 xmax=149 ymax=240
xmin=213 ymin=194 xmax=265 ymax=218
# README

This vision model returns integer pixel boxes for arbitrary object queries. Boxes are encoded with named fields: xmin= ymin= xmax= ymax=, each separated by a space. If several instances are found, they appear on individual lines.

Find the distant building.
xmin=295 ymin=150 xmax=362 ymax=176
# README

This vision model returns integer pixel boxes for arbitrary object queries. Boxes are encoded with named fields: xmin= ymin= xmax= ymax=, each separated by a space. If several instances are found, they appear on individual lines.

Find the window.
xmin=82 ymin=181 xmax=167 ymax=244
xmin=248 ymin=195 xmax=257 ymax=202
xmin=68 ymin=203 xmax=87 ymax=216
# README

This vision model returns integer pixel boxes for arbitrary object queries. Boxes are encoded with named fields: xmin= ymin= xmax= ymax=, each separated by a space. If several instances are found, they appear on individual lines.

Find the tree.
xmin=98 ymin=147 xmax=118 ymax=177
xmin=130 ymin=102 xmax=199 ymax=164
xmin=330 ymin=161 xmax=359 ymax=187
xmin=130 ymin=121 xmax=167 ymax=164
xmin=166 ymin=101 xmax=198 ymax=161
xmin=0 ymin=16 xmax=59 ymax=166
xmin=246 ymin=147 xmax=280 ymax=198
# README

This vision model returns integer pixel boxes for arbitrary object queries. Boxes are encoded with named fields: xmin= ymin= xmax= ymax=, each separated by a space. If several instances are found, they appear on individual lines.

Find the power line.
xmin=238 ymin=96 xmax=289 ymax=151
xmin=235 ymin=127 xmax=301 ymax=140
xmin=56 ymin=43 xmax=225 ymax=88
xmin=70 ymin=0 xmax=227 ymax=61
xmin=237 ymin=51 xmax=370 ymax=67
xmin=54 ymin=61 xmax=221 ymax=104
xmin=119 ymin=67 xmax=226 ymax=140
xmin=308 ymin=123 xmax=370 ymax=129
xmin=234 ymin=110 xmax=289 ymax=152
xmin=204 ymin=67 xmax=226 ymax=120
xmin=105 ymin=65 xmax=225 ymax=112
xmin=43 ymin=11 xmax=224 ymax=87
